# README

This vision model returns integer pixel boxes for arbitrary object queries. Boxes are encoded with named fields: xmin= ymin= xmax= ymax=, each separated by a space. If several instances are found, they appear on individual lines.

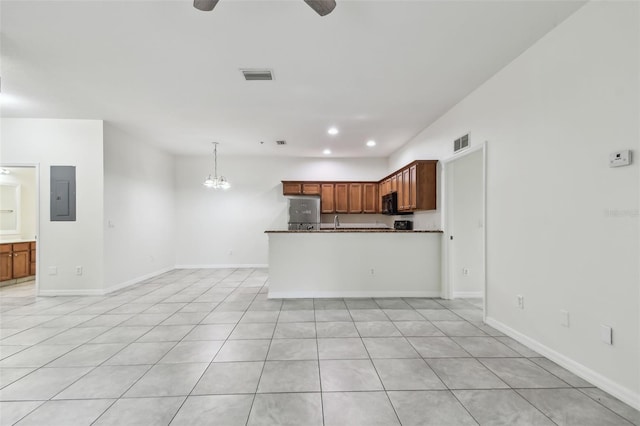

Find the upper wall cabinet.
xmin=281 ymin=160 xmax=437 ymax=214
xmin=379 ymin=160 xmax=437 ymax=211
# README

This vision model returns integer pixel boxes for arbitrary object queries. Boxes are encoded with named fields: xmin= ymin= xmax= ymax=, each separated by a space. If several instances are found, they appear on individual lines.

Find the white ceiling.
xmin=0 ymin=0 xmax=584 ymax=157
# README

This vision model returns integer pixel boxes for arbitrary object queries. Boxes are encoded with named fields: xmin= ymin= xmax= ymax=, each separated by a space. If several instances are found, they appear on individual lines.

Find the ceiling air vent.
xmin=454 ymin=134 xmax=469 ymax=152
xmin=241 ymin=69 xmax=274 ymax=81
xmin=276 ymin=140 xmax=287 ymax=145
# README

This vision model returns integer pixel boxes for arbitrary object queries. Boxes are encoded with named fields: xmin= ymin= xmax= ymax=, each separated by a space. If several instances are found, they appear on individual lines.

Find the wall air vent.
xmin=241 ymin=69 xmax=274 ymax=81
xmin=276 ymin=140 xmax=287 ymax=145
xmin=454 ymin=134 xmax=469 ymax=152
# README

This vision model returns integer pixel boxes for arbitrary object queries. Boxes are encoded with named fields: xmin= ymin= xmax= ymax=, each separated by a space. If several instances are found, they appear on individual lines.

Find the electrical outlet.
xmin=48 ymin=266 xmax=57 ymax=275
xmin=600 ymin=325 xmax=613 ymax=345
xmin=228 ymin=250 xmax=233 ymax=255
xmin=75 ymin=266 xmax=83 ymax=276
xmin=560 ymin=310 xmax=570 ymax=327
xmin=516 ymin=295 xmax=524 ymax=309
xmin=462 ymin=268 xmax=469 ymax=276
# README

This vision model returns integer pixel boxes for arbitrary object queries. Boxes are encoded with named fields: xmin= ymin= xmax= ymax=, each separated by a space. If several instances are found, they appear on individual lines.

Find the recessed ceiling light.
xmin=323 ymin=149 xmax=331 ymax=155
xmin=327 ymin=127 xmax=339 ymax=136
xmin=366 ymin=140 xmax=376 ymax=147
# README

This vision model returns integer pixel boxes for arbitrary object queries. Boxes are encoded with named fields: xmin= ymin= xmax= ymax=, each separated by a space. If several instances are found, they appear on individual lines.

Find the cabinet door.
xmin=402 ymin=169 xmax=410 ymax=211
xmin=363 ymin=183 xmax=378 ymax=213
xmin=390 ymin=175 xmax=397 ymax=193
xmin=282 ymin=182 xmax=302 ymax=195
xmin=348 ymin=183 xmax=363 ymax=213
xmin=0 ymin=246 xmax=12 ymax=281
xmin=409 ymin=164 xmax=417 ymax=209
xmin=12 ymin=250 xmax=29 ymax=279
xmin=321 ymin=184 xmax=335 ymax=213
xmin=302 ymin=183 xmax=321 ymax=195
xmin=396 ymin=172 xmax=404 ymax=210
xmin=335 ymin=183 xmax=349 ymax=213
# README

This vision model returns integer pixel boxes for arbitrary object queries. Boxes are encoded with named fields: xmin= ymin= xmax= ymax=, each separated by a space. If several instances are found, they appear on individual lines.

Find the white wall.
xmin=389 ymin=1 xmax=639 ymax=405
xmin=175 ymin=155 xmax=388 ymax=267
xmin=1 ymin=118 xmax=105 ymax=294
xmin=103 ymin=124 xmax=176 ymax=291
xmin=0 ymin=167 xmax=37 ymax=241
xmin=448 ymin=149 xmax=484 ymax=297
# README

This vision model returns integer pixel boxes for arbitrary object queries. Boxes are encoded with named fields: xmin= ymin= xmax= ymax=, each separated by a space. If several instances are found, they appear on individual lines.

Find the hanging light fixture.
xmin=202 ymin=142 xmax=230 ymax=190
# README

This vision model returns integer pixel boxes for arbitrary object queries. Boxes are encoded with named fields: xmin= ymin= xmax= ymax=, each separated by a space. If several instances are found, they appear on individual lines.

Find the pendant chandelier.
xmin=202 ymin=142 xmax=230 ymax=190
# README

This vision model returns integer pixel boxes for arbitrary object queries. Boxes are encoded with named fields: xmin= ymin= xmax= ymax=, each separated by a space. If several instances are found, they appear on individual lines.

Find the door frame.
xmin=441 ymin=141 xmax=487 ymax=320
xmin=0 ymin=163 xmax=40 ymax=295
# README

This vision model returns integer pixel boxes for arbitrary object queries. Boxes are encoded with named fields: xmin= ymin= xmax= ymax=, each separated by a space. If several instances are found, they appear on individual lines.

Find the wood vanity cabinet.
xmin=334 ymin=183 xmax=349 ymax=213
xmin=0 ymin=242 xmax=35 ymax=281
xmin=30 ymin=242 xmax=36 ymax=276
xmin=320 ymin=184 xmax=335 ymax=213
xmin=11 ymin=243 xmax=30 ymax=279
xmin=348 ymin=183 xmax=363 ymax=213
xmin=0 ymin=245 xmax=11 ymax=281
xmin=363 ymin=183 xmax=378 ymax=213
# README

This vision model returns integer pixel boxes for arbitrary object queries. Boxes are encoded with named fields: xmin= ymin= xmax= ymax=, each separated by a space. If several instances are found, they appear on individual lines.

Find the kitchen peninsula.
xmin=266 ymin=229 xmax=443 ymax=298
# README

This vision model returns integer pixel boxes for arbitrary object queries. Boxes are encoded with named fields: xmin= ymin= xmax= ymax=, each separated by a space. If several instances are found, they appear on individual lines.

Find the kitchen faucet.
xmin=334 ymin=215 xmax=340 ymax=229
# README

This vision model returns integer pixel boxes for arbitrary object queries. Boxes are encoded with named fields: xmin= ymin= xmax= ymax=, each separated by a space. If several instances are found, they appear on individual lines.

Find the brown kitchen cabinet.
xmin=0 ymin=242 xmax=36 ymax=282
xmin=395 ymin=171 xmax=405 ymax=210
xmin=363 ymin=183 xmax=378 ymax=213
xmin=320 ymin=184 xmax=335 ymax=213
xmin=302 ymin=183 xmax=321 ymax=195
xmin=282 ymin=182 xmax=302 ymax=195
xmin=348 ymin=183 xmax=363 ymax=213
xmin=378 ymin=160 xmax=438 ymax=212
xmin=334 ymin=183 xmax=349 ymax=213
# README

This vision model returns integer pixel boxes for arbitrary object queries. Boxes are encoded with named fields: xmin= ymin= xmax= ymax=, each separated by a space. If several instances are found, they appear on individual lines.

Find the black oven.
xmin=381 ymin=192 xmax=398 ymax=215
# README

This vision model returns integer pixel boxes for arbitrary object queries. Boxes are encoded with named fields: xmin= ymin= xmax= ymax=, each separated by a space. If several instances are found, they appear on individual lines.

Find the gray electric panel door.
xmin=50 ymin=166 xmax=76 ymax=221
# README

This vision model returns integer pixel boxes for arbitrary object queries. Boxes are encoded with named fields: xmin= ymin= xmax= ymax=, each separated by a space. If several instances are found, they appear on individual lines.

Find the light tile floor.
xmin=0 ymin=270 xmax=638 ymax=426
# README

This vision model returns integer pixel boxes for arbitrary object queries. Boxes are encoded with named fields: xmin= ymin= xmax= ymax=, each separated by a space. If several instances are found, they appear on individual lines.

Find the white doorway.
xmin=443 ymin=144 xmax=486 ymax=316
xmin=0 ymin=164 xmax=40 ymax=295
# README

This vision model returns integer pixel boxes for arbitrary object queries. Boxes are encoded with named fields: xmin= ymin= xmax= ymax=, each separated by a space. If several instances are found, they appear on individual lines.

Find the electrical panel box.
xmin=50 ymin=166 xmax=76 ymax=221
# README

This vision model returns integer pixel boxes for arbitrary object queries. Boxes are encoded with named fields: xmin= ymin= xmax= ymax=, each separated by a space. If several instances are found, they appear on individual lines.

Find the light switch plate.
xmin=600 ymin=325 xmax=613 ymax=345
xmin=609 ymin=150 xmax=631 ymax=167
xmin=560 ymin=310 xmax=570 ymax=327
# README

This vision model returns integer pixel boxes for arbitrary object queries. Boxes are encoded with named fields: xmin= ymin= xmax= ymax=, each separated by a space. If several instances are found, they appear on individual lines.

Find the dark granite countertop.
xmin=265 ymin=229 xmax=443 ymax=233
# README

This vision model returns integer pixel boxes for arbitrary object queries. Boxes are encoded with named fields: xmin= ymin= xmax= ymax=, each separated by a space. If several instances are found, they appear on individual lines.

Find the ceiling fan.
xmin=193 ymin=0 xmax=336 ymax=16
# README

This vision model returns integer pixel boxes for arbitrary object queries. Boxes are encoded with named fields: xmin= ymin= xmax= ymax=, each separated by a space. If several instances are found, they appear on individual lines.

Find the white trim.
xmin=452 ymin=291 xmax=483 ymax=298
xmin=38 ymin=288 xmax=105 ymax=296
xmin=175 ymin=264 xmax=269 ymax=269
xmin=485 ymin=316 xmax=640 ymax=411
xmin=442 ymin=141 xmax=487 ymax=320
xmin=38 ymin=266 xmax=174 ymax=296
xmin=103 ymin=266 xmax=174 ymax=294
xmin=269 ymin=290 xmax=441 ymax=299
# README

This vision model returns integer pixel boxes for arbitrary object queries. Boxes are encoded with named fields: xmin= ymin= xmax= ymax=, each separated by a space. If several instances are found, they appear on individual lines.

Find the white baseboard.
xmin=485 ymin=316 xmax=640 ymax=411
xmin=103 ymin=266 xmax=174 ymax=294
xmin=452 ymin=291 xmax=483 ymax=298
xmin=38 ymin=288 xmax=105 ymax=296
xmin=268 ymin=290 xmax=441 ymax=299
xmin=38 ymin=266 xmax=174 ymax=297
xmin=174 ymin=264 xmax=269 ymax=269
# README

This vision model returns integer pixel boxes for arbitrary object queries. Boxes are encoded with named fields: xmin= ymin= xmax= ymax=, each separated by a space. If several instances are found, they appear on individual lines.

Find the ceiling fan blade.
xmin=193 ymin=0 xmax=219 ymax=12
xmin=304 ymin=0 xmax=336 ymax=16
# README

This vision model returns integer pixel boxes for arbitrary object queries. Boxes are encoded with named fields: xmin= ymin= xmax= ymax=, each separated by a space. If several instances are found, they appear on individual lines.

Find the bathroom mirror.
xmin=0 ymin=183 xmax=21 ymax=234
